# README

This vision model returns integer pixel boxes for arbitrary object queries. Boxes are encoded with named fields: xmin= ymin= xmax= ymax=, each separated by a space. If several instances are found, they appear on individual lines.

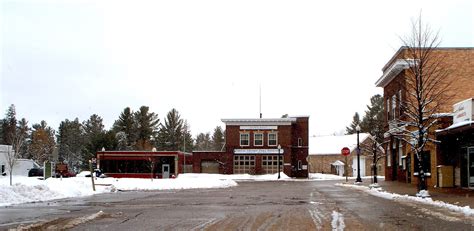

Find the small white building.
xmin=0 ymin=145 xmax=40 ymax=176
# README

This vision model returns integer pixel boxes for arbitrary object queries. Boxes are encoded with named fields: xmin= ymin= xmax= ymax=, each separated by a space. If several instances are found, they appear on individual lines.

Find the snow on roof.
xmin=436 ymin=120 xmax=474 ymax=133
xmin=331 ymin=160 xmax=345 ymax=166
xmin=309 ymin=133 xmax=370 ymax=155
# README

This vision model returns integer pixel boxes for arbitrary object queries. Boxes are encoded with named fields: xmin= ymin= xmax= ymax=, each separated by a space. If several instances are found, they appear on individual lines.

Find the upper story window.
xmin=398 ymin=90 xmax=403 ymax=116
xmin=386 ymin=98 xmax=390 ymax=121
xmin=391 ymin=95 xmax=396 ymax=120
xmin=240 ymin=133 xmax=250 ymax=146
xmin=254 ymin=133 xmax=263 ymax=146
xmin=268 ymin=133 xmax=277 ymax=146
xmin=298 ymin=138 xmax=303 ymax=147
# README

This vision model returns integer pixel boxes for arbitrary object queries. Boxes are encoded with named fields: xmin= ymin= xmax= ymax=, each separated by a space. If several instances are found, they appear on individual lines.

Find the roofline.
xmin=221 ymin=118 xmax=299 ymax=126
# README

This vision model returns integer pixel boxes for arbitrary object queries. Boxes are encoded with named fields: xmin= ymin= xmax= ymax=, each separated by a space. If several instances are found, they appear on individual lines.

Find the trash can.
xmin=437 ymin=165 xmax=454 ymax=187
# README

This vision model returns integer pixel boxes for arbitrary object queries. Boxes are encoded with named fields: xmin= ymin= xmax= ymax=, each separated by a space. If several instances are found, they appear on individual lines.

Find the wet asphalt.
xmin=1 ymin=180 xmax=474 ymax=230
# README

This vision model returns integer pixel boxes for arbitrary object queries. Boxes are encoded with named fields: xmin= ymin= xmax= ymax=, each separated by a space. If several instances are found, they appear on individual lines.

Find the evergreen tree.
xmin=360 ymin=94 xmax=384 ymax=142
xmin=2 ymin=104 xmax=17 ymax=145
xmin=195 ymin=132 xmax=212 ymax=151
xmin=345 ymin=112 xmax=361 ymax=135
xmin=57 ymin=118 xmax=85 ymax=171
xmin=134 ymin=106 xmax=159 ymax=150
xmin=113 ymin=107 xmax=136 ymax=149
xmin=157 ymin=108 xmax=183 ymax=151
xmin=211 ymin=126 xmax=225 ymax=151
xmin=29 ymin=121 xmax=56 ymax=164
xmin=82 ymin=114 xmax=107 ymax=168
xmin=180 ymin=120 xmax=194 ymax=152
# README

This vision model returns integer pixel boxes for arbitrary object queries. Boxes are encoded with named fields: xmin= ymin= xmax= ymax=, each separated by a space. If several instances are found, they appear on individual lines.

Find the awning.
xmin=331 ymin=160 xmax=345 ymax=166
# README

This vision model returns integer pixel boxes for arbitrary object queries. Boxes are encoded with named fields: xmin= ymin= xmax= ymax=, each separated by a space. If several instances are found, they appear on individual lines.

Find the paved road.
xmin=2 ymin=180 xmax=474 ymax=230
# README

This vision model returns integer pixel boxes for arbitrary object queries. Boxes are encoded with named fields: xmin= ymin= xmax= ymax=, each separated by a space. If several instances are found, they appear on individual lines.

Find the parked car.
xmin=28 ymin=168 xmax=44 ymax=177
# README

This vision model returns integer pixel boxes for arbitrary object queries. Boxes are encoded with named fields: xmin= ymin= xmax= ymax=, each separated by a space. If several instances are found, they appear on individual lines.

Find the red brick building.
xmin=375 ymin=47 xmax=474 ymax=188
xmin=193 ymin=116 xmax=309 ymax=177
xmin=96 ymin=151 xmax=192 ymax=178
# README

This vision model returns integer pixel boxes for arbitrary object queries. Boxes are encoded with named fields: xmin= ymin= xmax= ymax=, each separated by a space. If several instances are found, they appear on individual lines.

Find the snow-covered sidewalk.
xmin=337 ymin=183 xmax=474 ymax=216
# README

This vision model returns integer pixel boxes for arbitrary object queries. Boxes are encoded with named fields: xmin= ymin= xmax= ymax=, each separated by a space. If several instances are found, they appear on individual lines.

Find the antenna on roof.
xmin=259 ymin=84 xmax=262 ymax=118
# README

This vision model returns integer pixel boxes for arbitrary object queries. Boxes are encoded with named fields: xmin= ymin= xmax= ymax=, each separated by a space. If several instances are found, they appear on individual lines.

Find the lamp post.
xmin=355 ymin=125 xmax=362 ymax=183
xmin=277 ymin=144 xmax=281 ymax=179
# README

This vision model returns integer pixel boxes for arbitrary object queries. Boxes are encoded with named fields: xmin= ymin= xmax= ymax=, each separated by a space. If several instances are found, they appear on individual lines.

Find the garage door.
xmin=201 ymin=161 xmax=220 ymax=173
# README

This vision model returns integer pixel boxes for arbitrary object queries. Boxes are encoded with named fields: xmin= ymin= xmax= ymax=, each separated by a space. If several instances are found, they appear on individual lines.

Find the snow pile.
xmin=337 ymin=183 xmax=474 ymax=216
xmin=331 ymin=211 xmax=345 ymax=231
xmin=0 ymin=175 xmax=237 ymax=207
xmin=309 ymin=173 xmax=346 ymax=180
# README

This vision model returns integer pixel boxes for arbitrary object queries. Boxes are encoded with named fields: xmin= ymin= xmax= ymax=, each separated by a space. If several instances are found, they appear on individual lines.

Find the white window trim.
xmin=298 ymin=138 xmax=303 ymax=147
xmin=240 ymin=133 xmax=250 ymax=147
xmin=386 ymin=98 xmax=390 ymax=121
xmin=398 ymin=143 xmax=403 ymax=166
xmin=268 ymin=132 xmax=278 ymax=146
xmin=391 ymin=95 xmax=396 ymax=120
xmin=254 ymin=133 xmax=264 ymax=146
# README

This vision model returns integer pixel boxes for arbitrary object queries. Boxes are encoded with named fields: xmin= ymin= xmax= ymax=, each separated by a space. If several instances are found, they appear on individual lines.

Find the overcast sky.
xmin=1 ymin=0 xmax=473 ymax=137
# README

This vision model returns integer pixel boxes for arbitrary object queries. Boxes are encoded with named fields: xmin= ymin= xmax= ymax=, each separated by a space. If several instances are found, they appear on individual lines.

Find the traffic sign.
xmin=341 ymin=147 xmax=350 ymax=156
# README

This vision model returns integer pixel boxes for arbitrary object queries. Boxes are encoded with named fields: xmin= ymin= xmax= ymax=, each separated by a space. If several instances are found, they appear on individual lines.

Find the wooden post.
xmin=345 ymin=155 xmax=348 ymax=183
xmin=89 ymin=160 xmax=96 ymax=191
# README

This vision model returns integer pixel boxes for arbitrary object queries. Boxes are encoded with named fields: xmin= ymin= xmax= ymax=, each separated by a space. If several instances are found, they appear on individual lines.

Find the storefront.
xmin=96 ymin=151 xmax=192 ymax=178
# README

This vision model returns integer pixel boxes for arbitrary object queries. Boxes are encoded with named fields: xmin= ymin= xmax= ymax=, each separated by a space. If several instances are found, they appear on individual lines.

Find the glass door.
xmin=469 ymin=148 xmax=474 ymax=188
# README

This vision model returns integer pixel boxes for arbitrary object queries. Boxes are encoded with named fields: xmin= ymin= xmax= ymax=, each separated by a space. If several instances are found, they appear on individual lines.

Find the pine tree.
xmin=195 ymin=132 xmax=212 ymax=151
xmin=113 ymin=107 xmax=137 ymax=149
xmin=82 ymin=114 xmax=107 ymax=168
xmin=360 ymin=94 xmax=384 ymax=142
xmin=180 ymin=120 xmax=194 ymax=152
xmin=134 ymin=106 xmax=159 ymax=150
xmin=2 ymin=104 xmax=17 ymax=145
xmin=57 ymin=118 xmax=85 ymax=171
xmin=29 ymin=121 xmax=56 ymax=164
xmin=346 ymin=112 xmax=361 ymax=135
xmin=157 ymin=108 xmax=183 ymax=151
xmin=211 ymin=126 xmax=225 ymax=151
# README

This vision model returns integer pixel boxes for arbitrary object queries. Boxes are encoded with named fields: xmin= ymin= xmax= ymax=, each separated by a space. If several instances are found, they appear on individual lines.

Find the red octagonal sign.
xmin=341 ymin=147 xmax=350 ymax=156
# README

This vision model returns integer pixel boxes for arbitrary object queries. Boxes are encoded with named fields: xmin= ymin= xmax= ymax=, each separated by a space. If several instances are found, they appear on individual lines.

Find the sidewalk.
xmin=356 ymin=178 xmax=474 ymax=209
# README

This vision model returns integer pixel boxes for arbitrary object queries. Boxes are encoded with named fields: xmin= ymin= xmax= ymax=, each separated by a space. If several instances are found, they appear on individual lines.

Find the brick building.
xmin=375 ymin=47 xmax=474 ymax=188
xmin=193 ymin=116 xmax=309 ymax=177
xmin=308 ymin=134 xmax=385 ymax=177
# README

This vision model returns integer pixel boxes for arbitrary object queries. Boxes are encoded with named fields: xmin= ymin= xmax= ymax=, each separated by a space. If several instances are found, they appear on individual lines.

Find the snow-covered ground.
xmin=337 ymin=183 xmax=474 ymax=217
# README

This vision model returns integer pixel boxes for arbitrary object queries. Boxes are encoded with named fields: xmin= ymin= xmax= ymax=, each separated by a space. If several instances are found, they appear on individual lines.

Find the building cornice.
xmin=222 ymin=118 xmax=297 ymax=126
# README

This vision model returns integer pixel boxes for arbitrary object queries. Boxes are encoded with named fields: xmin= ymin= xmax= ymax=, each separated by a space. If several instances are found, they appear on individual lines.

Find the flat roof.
xmin=221 ymin=118 xmax=299 ymax=126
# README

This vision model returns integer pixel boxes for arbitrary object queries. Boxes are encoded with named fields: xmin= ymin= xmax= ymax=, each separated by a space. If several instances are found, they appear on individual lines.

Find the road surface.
xmin=1 ymin=180 xmax=473 ymax=230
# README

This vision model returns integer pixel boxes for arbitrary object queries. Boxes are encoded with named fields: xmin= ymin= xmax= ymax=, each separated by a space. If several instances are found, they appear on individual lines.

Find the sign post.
xmin=341 ymin=147 xmax=350 ymax=183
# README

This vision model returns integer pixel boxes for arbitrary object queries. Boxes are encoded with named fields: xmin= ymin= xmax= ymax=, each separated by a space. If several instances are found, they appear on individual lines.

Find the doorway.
xmin=162 ymin=164 xmax=170 ymax=179
xmin=468 ymin=148 xmax=474 ymax=188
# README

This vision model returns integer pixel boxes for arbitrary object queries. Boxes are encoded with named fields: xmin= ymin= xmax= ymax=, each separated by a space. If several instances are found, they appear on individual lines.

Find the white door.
xmin=162 ymin=164 xmax=170 ymax=179
xmin=352 ymin=156 xmax=366 ymax=177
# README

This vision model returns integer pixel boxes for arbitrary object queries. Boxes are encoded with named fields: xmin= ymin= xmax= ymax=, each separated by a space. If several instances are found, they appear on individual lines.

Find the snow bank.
xmin=0 ymin=175 xmax=237 ymax=207
xmin=337 ymin=183 xmax=474 ymax=216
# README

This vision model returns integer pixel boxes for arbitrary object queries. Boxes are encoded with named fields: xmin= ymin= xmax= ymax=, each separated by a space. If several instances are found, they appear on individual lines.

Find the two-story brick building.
xmin=193 ymin=116 xmax=309 ymax=177
xmin=375 ymin=47 xmax=474 ymax=188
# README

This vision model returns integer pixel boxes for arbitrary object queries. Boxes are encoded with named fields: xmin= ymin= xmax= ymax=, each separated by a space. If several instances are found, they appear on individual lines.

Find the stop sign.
xmin=341 ymin=147 xmax=350 ymax=156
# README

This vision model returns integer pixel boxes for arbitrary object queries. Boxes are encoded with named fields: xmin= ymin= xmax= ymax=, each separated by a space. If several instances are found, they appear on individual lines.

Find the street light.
xmin=277 ymin=144 xmax=281 ymax=179
xmin=355 ymin=125 xmax=362 ymax=183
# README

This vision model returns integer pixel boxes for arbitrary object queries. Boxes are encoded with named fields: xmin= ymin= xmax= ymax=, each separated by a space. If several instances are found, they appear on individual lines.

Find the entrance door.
xmin=352 ymin=157 xmax=365 ymax=177
xmin=468 ymin=148 xmax=474 ymax=188
xmin=162 ymin=164 xmax=170 ymax=179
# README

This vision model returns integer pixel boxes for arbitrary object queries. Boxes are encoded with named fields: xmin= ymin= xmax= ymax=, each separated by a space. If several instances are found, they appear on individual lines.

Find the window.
xmin=298 ymin=160 xmax=302 ymax=170
xmin=398 ymin=90 xmax=403 ymax=116
xmin=398 ymin=143 xmax=403 ymax=166
xmin=268 ymin=133 xmax=277 ymax=146
xmin=254 ymin=133 xmax=263 ymax=146
xmin=386 ymin=98 xmax=390 ymax=121
xmin=298 ymin=138 xmax=303 ymax=147
xmin=240 ymin=133 xmax=250 ymax=146
xmin=391 ymin=95 xmax=396 ymax=120
xmin=387 ymin=146 xmax=391 ymax=167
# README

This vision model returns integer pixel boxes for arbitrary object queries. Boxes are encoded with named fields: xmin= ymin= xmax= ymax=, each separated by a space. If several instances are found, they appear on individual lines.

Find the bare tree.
xmin=391 ymin=15 xmax=451 ymax=193
xmin=5 ymin=119 xmax=29 ymax=185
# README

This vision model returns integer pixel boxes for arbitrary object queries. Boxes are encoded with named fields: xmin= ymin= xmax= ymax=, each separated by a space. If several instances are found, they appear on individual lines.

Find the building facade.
xmin=375 ymin=47 xmax=474 ymax=188
xmin=193 ymin=116 xmax=309 ymax=177
xmin=308 ymin=134 xmax=385 ymax=177
xmin=96 ymin=151 xmax=192 ymax=178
